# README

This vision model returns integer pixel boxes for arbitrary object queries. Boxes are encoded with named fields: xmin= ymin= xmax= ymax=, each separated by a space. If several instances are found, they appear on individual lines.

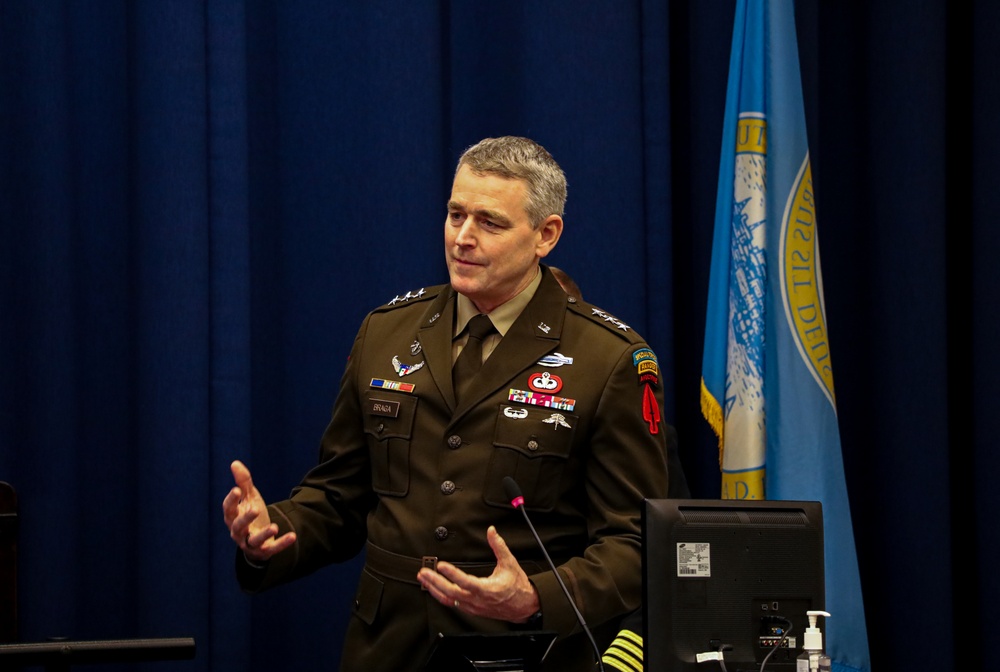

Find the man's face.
xmin=445 ymin=164 xmax=561 ymax=313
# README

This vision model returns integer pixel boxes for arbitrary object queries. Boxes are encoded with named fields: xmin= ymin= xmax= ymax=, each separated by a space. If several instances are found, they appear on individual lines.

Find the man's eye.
xmin=449 ymin=212 xmax=466 ymax=223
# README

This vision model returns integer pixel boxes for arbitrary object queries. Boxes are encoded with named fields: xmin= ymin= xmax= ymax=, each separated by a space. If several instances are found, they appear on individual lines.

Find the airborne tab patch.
xmin=633 ymin=348 xmax=660 ymax=387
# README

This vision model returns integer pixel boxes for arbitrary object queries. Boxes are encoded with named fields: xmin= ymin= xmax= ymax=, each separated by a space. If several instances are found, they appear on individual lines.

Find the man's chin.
xmin=449 ymin=276 xmax=477 ymax=294
xmin=453 ymin=276 xmax=494 ymax=304
xmin=448 ymin=266 xmax=481 ymax=288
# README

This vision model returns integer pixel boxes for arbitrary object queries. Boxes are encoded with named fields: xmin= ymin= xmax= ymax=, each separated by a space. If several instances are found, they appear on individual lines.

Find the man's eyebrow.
xmin=447 ymin=201 xmax=513 ymax=227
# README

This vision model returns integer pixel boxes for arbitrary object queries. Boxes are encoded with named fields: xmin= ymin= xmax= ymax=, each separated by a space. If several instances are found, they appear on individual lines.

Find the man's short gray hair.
xmin=457 ymin=136 xmax=568 ymax=229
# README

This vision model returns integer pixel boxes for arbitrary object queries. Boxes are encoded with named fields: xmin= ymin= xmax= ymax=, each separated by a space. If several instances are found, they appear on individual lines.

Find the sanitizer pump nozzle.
xmin=796 ymin=610 xmax=832 ymax=672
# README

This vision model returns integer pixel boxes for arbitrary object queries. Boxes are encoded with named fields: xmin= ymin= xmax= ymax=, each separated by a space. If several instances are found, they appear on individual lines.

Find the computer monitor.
xmin=642 ymin=498 xmax=825 ymax=672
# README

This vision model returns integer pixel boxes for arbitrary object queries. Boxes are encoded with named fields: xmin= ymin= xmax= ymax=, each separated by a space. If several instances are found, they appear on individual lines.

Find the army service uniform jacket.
xmin=237 ymin=266 xmax=671 ymax=671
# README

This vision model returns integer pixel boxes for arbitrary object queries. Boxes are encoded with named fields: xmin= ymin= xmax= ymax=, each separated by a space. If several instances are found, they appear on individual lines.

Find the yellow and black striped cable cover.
xmin=601 ymin=626 xmax=643 ymax=672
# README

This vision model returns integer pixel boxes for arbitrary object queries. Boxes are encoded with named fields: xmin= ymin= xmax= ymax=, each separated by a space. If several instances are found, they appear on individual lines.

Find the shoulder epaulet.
xmin=373 ymin=283 xmax=446 ymax=312
xmin=568 ymin=300 xmax=645 ymax=344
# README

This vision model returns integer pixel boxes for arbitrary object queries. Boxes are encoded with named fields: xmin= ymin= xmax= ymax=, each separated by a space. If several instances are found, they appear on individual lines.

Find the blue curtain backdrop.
xmin=0 ymin=2 xmax=994 ymax=671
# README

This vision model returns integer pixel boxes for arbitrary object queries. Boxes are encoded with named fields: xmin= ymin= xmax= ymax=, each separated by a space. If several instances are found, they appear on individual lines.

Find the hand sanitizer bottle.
xmin=796 ymin=610 xmax=831 ymax=672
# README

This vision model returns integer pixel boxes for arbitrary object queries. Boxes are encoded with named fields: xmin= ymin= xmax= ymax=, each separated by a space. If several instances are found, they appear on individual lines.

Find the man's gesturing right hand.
xmin=222 ymin=460 xmax=297 ymax=563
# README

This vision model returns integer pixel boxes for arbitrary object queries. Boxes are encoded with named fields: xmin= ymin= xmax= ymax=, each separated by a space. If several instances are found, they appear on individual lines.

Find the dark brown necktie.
xmin=453 ymin=314 xmax=495 ymax=403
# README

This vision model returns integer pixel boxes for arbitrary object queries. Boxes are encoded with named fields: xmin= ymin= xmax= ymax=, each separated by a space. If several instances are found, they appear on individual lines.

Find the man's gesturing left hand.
xmin=417 ymin=525 xmax=541 ymax=623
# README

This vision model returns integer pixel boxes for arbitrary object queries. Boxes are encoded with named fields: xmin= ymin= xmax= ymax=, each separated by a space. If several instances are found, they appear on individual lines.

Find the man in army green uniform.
xmin=222 ymin=136 xmax=673 ymax=671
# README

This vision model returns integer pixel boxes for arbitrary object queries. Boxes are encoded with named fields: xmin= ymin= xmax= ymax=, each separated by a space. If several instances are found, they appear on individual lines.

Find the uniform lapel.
xmin=453 ymin=271 xmax=568 ymax=415
xmin=416 ymin=289 xmax=458 ymax=407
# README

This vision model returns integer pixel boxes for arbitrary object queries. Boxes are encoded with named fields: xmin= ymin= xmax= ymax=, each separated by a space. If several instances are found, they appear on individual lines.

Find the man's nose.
xmin=454 ymin=218 xmax=477 ymax=246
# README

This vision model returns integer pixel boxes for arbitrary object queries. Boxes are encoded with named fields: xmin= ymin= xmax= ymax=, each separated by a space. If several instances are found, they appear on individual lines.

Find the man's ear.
xmin=536 ymin=215 xmax=563 ymax=258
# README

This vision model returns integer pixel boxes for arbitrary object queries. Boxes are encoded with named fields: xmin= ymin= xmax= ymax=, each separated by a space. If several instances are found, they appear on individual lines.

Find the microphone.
xmin=502 ymin=476 xmax=606 ymax=672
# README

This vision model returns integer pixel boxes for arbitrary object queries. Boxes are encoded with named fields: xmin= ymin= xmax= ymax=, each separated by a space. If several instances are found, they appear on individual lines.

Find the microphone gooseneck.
xmin=501 ymin=476 xmax=606 ymax=672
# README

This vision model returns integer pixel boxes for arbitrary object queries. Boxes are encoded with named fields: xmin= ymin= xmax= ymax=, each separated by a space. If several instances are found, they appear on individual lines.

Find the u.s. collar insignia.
xmin=537 ymin=352 xmax=573 ymax=367
xmin=543 ymin=413 xmax=572 ymax=430
xmin=392 ymin=355 xmax=425 ymax=377
xmin=537 ymin=322 xmax=551 ymax=334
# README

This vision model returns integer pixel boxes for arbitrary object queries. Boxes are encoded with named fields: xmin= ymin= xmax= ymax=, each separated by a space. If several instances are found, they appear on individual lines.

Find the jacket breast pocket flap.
xmin=492 ymin=403 xmax=577 ymax=458
xmin=363 ymin=392 xmax=418 ymax=440
xmin=363 ymin=392 xmax=418 ymax=496
xmin=485 ymin=404 xmax=579 ymax=511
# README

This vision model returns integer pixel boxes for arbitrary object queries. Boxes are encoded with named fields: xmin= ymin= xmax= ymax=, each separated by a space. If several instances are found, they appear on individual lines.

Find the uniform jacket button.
xmin=434 ymin=526 xmax=449 ymax=540
xmin=527 ymin=439 xmax=539 ymax=451
xmin=441 ymin=480 xmax=456 ymax=495
xmin=447 ymin=435 xmax=462 ymax=449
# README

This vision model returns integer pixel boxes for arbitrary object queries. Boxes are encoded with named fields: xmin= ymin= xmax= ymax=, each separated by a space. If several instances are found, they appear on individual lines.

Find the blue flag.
xmin=700 ymin=2 xmax=871 ymax=670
